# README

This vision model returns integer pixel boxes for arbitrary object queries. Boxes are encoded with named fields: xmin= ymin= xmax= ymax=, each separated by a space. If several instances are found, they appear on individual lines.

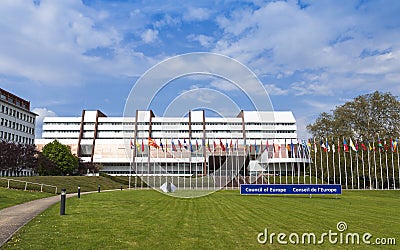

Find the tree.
xmin=307 ymin=91 xmax=400 ymax=140
xmin=41 ymin=140 xmax=79 ymax=175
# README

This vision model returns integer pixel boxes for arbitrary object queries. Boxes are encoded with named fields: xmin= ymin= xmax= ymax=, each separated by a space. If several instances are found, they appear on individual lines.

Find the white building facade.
xmin=36 ymin=110 xmax=311 ymax=181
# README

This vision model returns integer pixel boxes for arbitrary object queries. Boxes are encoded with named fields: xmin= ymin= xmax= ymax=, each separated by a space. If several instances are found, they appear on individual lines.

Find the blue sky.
xmin=1 ymin=0 xmax=400 ymax=138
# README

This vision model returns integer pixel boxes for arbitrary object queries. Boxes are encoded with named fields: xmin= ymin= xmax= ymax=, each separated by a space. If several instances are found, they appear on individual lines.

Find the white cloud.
xmin=183 ymin=7 xmax=211 ymax=21
xmin=32 ymin=107 xmax=56 ymax=138
xmin=187 ymin=34 xmax=214 ymax=48
xmin=212 ymin=0 xmax=400 ymax=97
xmin=209 ymin=79 xmax=238 ymax=92
xmin=264 ymin=84 xmax=288 ymax=96
xmin=141 ymin=29 xmax=159 ymax=43
xmin=0 ymin=0 xmax=151 ymax=86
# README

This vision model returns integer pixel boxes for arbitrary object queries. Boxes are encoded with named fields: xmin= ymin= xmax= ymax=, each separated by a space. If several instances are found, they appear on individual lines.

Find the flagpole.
xmin=397 ymin=140 xmax=400 ymax=190
xmin=391 ymin=141 xmax=395 ymax=190
xmin=325 ymin=139 xmax=330 ymax=184
xmin=343 ymin=138 xmax=348 ymax=189
xmin=332 ymin=139 xmax=336 ymax=184
xmin=314 ymin=138 xmax=317 ymax=184
xmin=273 ymin=140 xmax=276 ymax=184
xmin=385 ymin=141 xmax=389 ymax=190
xmin=129 ymin=145 xmax=133 ymax=189
xmin=349 ymin=140 xmax=354 ymax=189
xmin=225 ymin=139 xmax=228 ymax=187
xmin=361 ymin=142 xmax=365 ymax=189
xmin=278 ymin=140 xmax=282 ymax=184
xmin=337 ymin=138 xmax=342 ymax=187
xmin=373 ymin=140 xmax=378 ymax=189
xmin=285 ymin=139 xmax=288 ymax=184
xmin=378 ymin=139 xmax=383 ymax=190
xmin=355 ymin=140 xmax=360 ymax=189
xmin=320 ymin=139 xmax=324 ymax=184
xmin=367 ymin=140 xmax=372 ymax=189
xmin=231 ymin=139 xmax=234 ymax=189
xmin=302 ymin=140 xmax=306 ymax=184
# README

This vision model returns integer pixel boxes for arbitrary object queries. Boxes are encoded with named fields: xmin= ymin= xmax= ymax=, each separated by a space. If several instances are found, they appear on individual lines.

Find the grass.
xmin=2 ymin=190 xmax=399 ymax=249
xmin=0 ymin=187 xmax=53 ymax=210
xmin=0 ymin=176 xmax=127 ymax=194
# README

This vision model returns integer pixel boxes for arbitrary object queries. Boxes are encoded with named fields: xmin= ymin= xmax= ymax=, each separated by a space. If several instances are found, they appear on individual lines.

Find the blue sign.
xmin=240 ymin=184 xmax=342 ymax=195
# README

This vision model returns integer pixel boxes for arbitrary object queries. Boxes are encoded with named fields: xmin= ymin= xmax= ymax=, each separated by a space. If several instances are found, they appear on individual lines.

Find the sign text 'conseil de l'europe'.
xmin=240 ymin=184 xmax=342 ymax=195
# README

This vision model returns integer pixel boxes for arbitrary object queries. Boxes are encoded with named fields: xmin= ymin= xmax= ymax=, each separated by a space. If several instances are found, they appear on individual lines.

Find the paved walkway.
xmin=0 ymin=190 xmax=115 ymax=247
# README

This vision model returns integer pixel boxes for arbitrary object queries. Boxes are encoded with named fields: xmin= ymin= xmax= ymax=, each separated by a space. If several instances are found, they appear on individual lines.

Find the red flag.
xmin=213 ymin=140 xmax=217 ymax=150
xmin=141 ymin=139 xmax=144 ymax=152
xmin=220 ymin=139 xmax=226 ymax=151
xmin=178 ymin=140 xmax=183 ymax=151
xmin=361 ymin=142 xmax=367 ymax=151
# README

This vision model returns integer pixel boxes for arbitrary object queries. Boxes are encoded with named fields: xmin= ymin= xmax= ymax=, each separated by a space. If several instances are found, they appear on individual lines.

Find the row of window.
xmin=45 ymin=121 xmax=294 ymax=127
xmin=43 ymin=130 xmax=296 ymax=135
xmin=1 ymin=118 xmax=35 ymax=134
xmin=0 ymin=131 xmax=34 ymax=144
xmin=0 ymin=94 xmax=29 ymax=110
xmin=0 ymin=104 xmax=35 ymax=124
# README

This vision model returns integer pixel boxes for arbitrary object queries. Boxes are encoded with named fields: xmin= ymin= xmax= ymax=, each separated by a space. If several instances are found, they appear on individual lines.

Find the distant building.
xmin=0 ymin=88 xmax=36 ymax=144
xmin=36 ymin=110 xmax=311 ymax=179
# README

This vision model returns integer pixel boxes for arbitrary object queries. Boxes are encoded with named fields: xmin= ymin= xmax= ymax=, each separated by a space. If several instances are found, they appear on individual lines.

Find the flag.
xmin=190 ymin=140 xmax=193 ymax=152
xmin=313 ymin=138 xmax=317 ymax=152
xmin=226 ymin=141 xmax=229 ymax=152
xmin=378 ymin=138 xmax=383 ymax=150
xmin=290 ymin=139 xmax=295 ymax=157
xmin=332 ymin=141 xmax=335 ymax=153
xmin=355 ymin=140 xmax=359 ymax=151
xmin=286 ymin=142 xmax=291 ymax=152
xmin=343 ymin=139 xmax=349 ymax=152
xmin=184 ymin=139 xmax=188 ymax=150
xmin=349 ymin=138 xmax=357 ymax=151
xmin=307 ymin=139 xmax=312 ymax=150
xmin=130 ymin=138 xmax=134 ymax=149
xmin=230 ymin=140 xmax=233 ymax=151
xmin=361 ymin=142 xmax=367 ymax=151
xmin=178 ymin=140 xmax=183 ymax=151
xmin=136 ymin=140 xmax=140 ymax=151
xmin=148 ymin=137 xmax=159 ymax=148
xmin=235 ymin=139 xmax=238 ymax=150
xmin=141 ymin=139 xmax=145 ymax=152
xmin=171 ymin=140 xmax=177 ymax=152
xmin=254 ymin=140 xmax=258 ymax=153
xmin=207 ymin=139 xmax=211 ymax=152
xmin=196 ymin=139 xmax=199 ymax=150
xmin=320 ymin=140 xmax=327 ymax=152
xmin=219 ymin=139 xmax=225 ymax=151
xmin=337 ymin=138 xmax=341 ymax=153
xmin=159 ymin=139 xmax=164 ymax=152
xmin=325 ymin=139 xmax=330 ymax=152
xmin=394 ymin=139 xmax=398 ymax=151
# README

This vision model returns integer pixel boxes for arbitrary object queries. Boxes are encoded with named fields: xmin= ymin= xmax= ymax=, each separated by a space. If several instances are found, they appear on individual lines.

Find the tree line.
xmin=0 ymin=140 xmax=97 ymax=176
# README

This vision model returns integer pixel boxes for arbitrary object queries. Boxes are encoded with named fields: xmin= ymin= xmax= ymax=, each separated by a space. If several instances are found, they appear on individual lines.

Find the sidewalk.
xmin=0 ymin=190 xmax=113 ymax=247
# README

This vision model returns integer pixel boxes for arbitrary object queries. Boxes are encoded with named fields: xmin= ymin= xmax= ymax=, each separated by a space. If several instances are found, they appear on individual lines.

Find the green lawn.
xmin=0 ymin=187 xmax=53 ymax=210
xmin=2 ymin=190 xmax=399 ymax=249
